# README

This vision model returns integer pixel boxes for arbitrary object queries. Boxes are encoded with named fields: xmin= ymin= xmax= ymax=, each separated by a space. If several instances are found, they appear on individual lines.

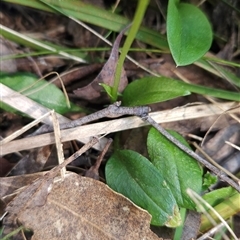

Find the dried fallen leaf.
xmin=4 ymin=173 xmax=162 ymax=240
xmin=0 ymin=172 xmax=46 ymax=199
xmin=8 ymin=146 xmax=52 ymax=176
xmin=73 ymin=28 xmax=128 ymax=102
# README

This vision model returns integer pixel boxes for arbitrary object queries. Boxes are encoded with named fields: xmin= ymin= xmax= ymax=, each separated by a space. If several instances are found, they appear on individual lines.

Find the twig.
xmin=85 ymin=138 xmax=113 ymax=180
xmin=1 ymin=102 xmax=238 ymax=155
xmin=33 ymin=102 xmax=150 ymax=135
xmin=38 ymin=102 xmax=240 ymax=192
xmin=191 ymin=141 xmax=240 ymax=184
xmin=1 ymin=96 xmax=239 ymax=191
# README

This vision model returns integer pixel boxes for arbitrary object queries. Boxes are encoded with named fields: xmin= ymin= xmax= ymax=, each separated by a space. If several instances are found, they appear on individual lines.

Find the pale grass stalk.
xmin=0 ymin=110 xmax=53 ymax=145
xmin=51 ymin=110 xmax=66 ymax=178
xmin=187 ymin=189 xmax=238 ymax=240
xmin=198 ymin=222 xmax=229 ymax=240
xmin=0 ymin=84 xmax=107 ymax=151
xmin=225 ymin=141 xmax=240 ymax=152
xmin=1 ymin=101 xmax=238 ymax=155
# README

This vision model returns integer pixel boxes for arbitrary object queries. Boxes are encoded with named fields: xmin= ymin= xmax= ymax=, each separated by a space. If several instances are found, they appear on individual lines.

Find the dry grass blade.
xmin=1 ymin=102 xmax=238 ymax=155
xmin=51 ymin=110 xmax=65 ymax=178
xmin=0 ymin=111 xmax=53 ymax=145
xmin=187 ymin=189 xmax=238 ymax=240
xmin=0 ymin=83 xmax=107 ymax=151
xmin=192 ymin=142 xmax=240 ymax=184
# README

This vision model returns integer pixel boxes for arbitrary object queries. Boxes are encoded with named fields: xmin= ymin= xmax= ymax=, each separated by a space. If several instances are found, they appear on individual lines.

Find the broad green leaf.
xmin=122 ymin=76 xmax=240 ymax=105
xmin=147 ymin=128 xmax=202 ymax=209
xmin=0 ymin=72 xmax=83 ymax=114
xmin=122 ymin=76 xmax=190 ymax=106
xmin=105 ymin=149 xmax=181 ymax=227
xmin=203 ymin=187 xmax=237 ymax=207
xmin=167 ymin=1 xmax=212 ymax=66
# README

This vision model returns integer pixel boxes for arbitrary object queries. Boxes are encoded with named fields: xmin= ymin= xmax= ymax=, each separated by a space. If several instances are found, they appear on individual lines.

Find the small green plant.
xmin=1 ymin=0 xmax=240 ymax=235
xmin=106 ymin=128 xmax=203 ymax=226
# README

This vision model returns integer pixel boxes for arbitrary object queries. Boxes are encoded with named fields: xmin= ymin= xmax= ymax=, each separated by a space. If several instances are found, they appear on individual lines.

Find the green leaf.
xmin=147 ymin=128 xmax=203 ymax=209
xmin=99 ymin=83 xmax=114 ymax=99
xmin=167 ymin=1 xmax=212 ymax=66
xmin=202 ymin=172 xmax=218 ymax=191
xmin=202 ymin=187 xmax=237 ymax=207
xmin=0 ymin=72 xmax=83 ymax=114
xmin=105 ymin=149 xmax=181 ymax=227
xmin=122 ymin=76 xmax=240 ymax=105
xmin=122 ymin=76 xmax=190 ymax=106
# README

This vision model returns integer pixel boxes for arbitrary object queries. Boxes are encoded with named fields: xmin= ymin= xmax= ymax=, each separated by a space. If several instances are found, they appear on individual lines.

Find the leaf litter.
xmin=4 ymin=173 xmax=161 ymax=240
xmin=1 ymin=1 xmax=240 ymax=239
xmin=2 ymin=129 xmax=160 ymax=239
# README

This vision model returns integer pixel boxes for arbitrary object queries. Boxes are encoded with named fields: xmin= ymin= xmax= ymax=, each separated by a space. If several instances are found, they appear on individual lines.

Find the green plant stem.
xmin=173 ymin=208 xmax=187 ymax=240
xmin=111 ymin=0 xmax=150 ymax=102
xmin=182 ymin=81 xmax=240 ymax=102
xmin=1 ymin=226 xmax=26 ymax=240
xmin=200 ymin=193 xmax=240 ymax=232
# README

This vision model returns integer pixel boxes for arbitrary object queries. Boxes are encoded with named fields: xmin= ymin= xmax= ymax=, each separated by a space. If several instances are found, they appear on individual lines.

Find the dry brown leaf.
xmin=0 ymin=172 xmax=46 ymax=199
xmin=73 ymin=27 xmax=128 ymax=102
xmin=4 ymin=173 xmax=162 ymax=240
xmin=8 ymin=146 xmax=52 ymax=176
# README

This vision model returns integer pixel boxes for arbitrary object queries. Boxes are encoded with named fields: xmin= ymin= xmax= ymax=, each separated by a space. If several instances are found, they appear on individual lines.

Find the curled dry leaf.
xmin=73 ymin=28 xmax=128 ymax=102
xmin=4 ymin=173 xmax=162 ymax=240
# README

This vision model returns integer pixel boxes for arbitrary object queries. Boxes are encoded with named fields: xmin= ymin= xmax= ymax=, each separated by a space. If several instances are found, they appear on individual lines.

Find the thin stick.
xmin=33 ymin=102 xmax=150 ymax=135
xmin=47 ymin=137 xmax=99 ymax=179
xmin=191 ymin=141 xmax=240 ymax=184
xmin=85 ymin=138 xmax=113 ymax=180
